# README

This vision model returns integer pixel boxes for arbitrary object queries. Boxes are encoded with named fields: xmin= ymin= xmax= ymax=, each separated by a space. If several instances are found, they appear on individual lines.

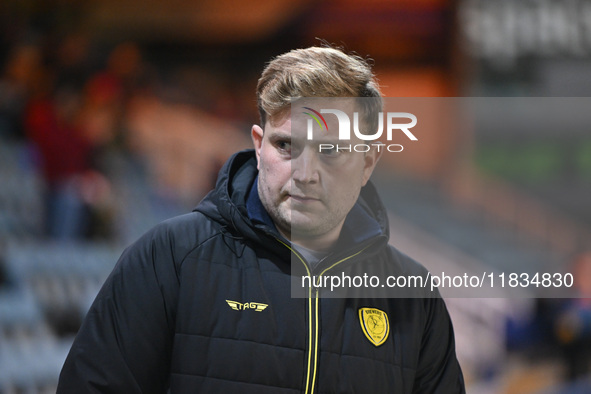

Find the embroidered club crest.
xmin=359 ymin=307 xmax=390 ymax=347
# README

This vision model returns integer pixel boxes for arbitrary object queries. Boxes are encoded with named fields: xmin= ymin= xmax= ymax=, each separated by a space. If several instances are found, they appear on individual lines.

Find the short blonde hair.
xmin=257 ymin=46 xmax=382 ymax=131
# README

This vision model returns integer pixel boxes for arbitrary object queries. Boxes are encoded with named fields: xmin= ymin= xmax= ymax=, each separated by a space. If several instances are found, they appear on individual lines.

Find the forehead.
xmin=292 ymin=98 xmax=357 ymax=123
xmin=267 ymin=98 xmax=358 ymax=141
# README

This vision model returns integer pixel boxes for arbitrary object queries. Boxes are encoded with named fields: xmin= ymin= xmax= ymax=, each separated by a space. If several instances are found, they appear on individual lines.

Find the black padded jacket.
xmin=57 ymin=149 xmax=465 ymax=393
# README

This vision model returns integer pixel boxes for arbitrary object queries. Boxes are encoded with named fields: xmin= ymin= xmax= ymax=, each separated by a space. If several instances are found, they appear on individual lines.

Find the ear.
xmin=360 ymin=145 xmax=383 ymax=186
xmin=251 ymin=124 xmax=264 ymax=170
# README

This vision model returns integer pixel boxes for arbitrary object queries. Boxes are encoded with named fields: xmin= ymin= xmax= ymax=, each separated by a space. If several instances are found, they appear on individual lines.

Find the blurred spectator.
xmin=53 ymin=32 xmax=93 ymax=92
xmin=554 ymin=252 xmax=591 ymax=381
xmin=24 ymin=73 xmax=113 ymax=240
xmin=0 ymin=43 xmax=43 ymax=139
xmin=77 ymin=42 xmax=144 ymax=149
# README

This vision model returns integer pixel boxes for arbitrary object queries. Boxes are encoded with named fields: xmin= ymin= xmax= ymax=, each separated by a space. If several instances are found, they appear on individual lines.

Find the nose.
xmin=292 ymin=147 xmax=319 ymax=184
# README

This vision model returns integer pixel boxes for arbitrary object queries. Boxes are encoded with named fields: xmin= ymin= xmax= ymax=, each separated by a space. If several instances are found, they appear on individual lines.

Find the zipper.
xmin=275 ymin=237 xmax=372 ymax=394
xmin=275 ymin=238 xmax=318 ymax=394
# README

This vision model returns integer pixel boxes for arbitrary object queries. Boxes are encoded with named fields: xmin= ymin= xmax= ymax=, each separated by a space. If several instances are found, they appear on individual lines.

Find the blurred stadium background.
xmin=1 ymin=0 xmax=591 ymax=392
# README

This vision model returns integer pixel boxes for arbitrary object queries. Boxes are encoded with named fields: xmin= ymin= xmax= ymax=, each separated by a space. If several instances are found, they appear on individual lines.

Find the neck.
xmin=277 ymin=223 xmax=343 ymax=253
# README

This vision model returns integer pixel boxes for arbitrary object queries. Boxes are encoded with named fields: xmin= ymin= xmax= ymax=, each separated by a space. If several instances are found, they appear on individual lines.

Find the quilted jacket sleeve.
xmin=57 ymin=223 xmax=181 ymax=393
xmin=413 ymin=296 xmax=466 ymax=393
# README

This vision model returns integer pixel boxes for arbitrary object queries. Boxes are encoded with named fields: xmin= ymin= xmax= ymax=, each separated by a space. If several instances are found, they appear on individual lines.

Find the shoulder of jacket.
xmin=129 ymin=211 xmax=225 ymax=265
xmin=383 ymin=244 xmax=445 ymax=300
xmin=385 ymin=244 xmax=430 ymax=276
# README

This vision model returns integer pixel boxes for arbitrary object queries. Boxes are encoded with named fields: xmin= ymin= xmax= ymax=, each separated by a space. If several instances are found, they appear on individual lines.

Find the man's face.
xmin=251 ymin=102 xmax=381 ymax=250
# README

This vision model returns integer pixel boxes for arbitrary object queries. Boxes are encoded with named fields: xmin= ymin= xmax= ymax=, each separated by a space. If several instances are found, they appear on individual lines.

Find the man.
xmin=58 ymin=46 xmax=465 ymax=393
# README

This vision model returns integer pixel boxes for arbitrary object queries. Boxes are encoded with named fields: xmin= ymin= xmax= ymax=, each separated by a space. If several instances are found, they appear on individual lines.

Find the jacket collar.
xmin=246 ymin=176 xmax=277 ymax=231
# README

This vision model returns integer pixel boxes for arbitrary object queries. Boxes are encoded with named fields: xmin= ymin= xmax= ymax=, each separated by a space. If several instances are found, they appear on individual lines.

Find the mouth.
xmin=289 ymin=194 xmax=320 ymax=203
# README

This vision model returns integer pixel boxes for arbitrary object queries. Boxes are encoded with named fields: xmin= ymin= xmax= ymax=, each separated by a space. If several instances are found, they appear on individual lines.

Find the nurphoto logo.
xmin=303 ymin=107 xmax=418 ymax=153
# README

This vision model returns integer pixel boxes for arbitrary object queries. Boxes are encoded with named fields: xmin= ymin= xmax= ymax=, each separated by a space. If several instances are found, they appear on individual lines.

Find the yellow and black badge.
xmin=359 ymin=307 xmax=390 ymax=347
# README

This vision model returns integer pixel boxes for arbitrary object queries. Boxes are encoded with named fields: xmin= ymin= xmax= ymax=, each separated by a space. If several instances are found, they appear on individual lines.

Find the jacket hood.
xmin=194 ymin=149 xmax=390 ymax=254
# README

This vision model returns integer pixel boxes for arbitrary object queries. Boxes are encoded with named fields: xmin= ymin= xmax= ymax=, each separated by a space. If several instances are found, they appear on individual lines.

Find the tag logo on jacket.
xmin=359 ymin=307 xmax=390 ymax=347
xmin=226 ymin=300 xmax=268 ymax=312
